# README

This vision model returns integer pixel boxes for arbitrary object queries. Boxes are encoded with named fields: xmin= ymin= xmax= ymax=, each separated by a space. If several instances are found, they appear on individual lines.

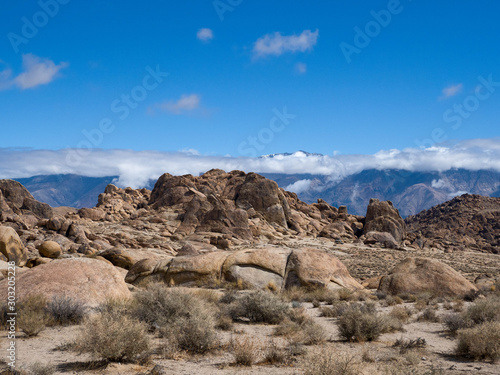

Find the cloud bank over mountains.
xmin=1 ymin=138 xmax=499 ymax=189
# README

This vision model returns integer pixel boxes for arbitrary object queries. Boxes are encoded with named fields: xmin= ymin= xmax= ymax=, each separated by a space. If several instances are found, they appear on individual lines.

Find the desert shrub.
xmin=192 ymin=288 xmax=221 ymax=304
xmin=312 ymin=299 xmax=321 ymax=308
xmin=304 ymin=350 xmax=360 ymax=375
xmin=133 ymin=285 xmax=218 ymax=353
xmin=337 ymin=288 xmax=355 ymax=301
xmin=0 ymin=302 xmax=10 ymax=328
xmin=462 ymin=296 xmax=500 ymax=325
xmin=389 ymin=305 xmax=412 ymax=324
xmin=232 ymin=336 xmax=258 ymax=366
xmin=17 ymin=295 xmax=49 ymax=337
xmin=73 ymin=310 xmax=151 ymax=362
xmin=283 ymin=286 xmax=338 ymax=304
xmin=417 ymin=308 xmax=440 ymax=322
xmin=337 ymin=304 xmax=389 ymax=342
xmin=456 ymin=321 xmax=500 ymax=362
xmin=264 ymin=340 xmax=287 ymax=365
xmin=219 ymin=290 xmax=237 ymax=304
xmin=275 ymin=314 xmax=326 ymax=345
xmin=46 ymin=296 xmax=86 ymax=326
xmin=443 ymin=313 xmax=472 ymax=335
xmin=216 ymin=312 xmax=233 ymax=331
xmin=393 ymin=337 xmax=427 ymax=354
xmin=230 ymin=291 xmax=289 ymax=324
xmin=162 ymin=313 xmax=217 ymax=354
xmin=97 ymin=297 xmax=132 ymax=315
xmin=28 ymin=362 xmax=55 ymax=375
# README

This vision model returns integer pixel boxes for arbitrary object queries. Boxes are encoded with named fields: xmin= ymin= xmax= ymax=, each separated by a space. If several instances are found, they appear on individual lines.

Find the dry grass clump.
xmin=46 ymin=296 xmax=87 ymax=326
xmin=73 ymin=309 xmax=151 ymax=362
xmin=320 ymin=301 xmax=349 ymax=318
xmin=283 ymin=286 xmax=339 ymax=304
xmin=337 ymin=303 xmax=395 ymax=342
xmin=456 ymin=321 xmax=500 ymax=362
xmin=393 ymin=337 xmax=427 ymax=354
xmin=389 ymin=305 xmax=413 ymax=324
xmin=28 ymin=362 xmax=56 ymax=375
xmin=417 ymin=307 xmax=441 ymax=323
xmin=263 ymin=340 xmax=287 ymax=365
xmin=304 ymin=350 xmax=360 ymax=375
xmin=274 ymin=306 xmax=326 ymax=345
xmin=231 ymin=336 xmax=259 ymax=366
xmin=17 ymin=295 xmax=49 ymax=337
xmin=230 ymin=290 xmax=289 ymax=324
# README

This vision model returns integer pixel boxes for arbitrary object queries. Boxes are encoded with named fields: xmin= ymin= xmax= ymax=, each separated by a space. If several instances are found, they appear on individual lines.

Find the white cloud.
xmin=295 ymin=62 xmax=307 ymax=74
xmin=440 ymin=83 xmax=463 ymax=99
xmin=285 ymin=179 xmax=312 ymax=194
xmin=448 ymin=190 xmax=468 ymax=198
xmin=149 ymin=94 xmax=200 ymax=115
xmin=1 ymin=138 xmax=500 ymax=189
xmin=0 ymin=54 xmax=68 ymax=91
xmin=253 ymin=29 xmax=319 ymax=59
xmin=197 ymin=28 xmax=214 ymax=42
xmin=431 ymin=179 xmax=446 ymax=189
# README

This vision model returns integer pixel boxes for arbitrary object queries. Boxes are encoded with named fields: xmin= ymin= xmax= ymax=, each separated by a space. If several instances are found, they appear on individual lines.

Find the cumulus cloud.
xmin=440 ymin=83 xmax=463 ymax=99
xmin=149 ymin=94 xmax=200 ymax=115
xmin=197 ymin=28 xmax=214 ymax=42
xmin=253 ymin=29 xmax=319 ymax=59
xmin=285 ymin=179 xmax=313 ymax=194
xmin=1 ymin=138 xmax=500 ymax=189
xmin=1 ymin=54 xmax=68 ymax=90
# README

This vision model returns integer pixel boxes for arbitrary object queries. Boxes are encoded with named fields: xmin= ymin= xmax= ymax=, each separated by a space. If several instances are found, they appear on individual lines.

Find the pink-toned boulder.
xmin=0 ymin=258 xmax=131 ymax=306
xmin=378 ymin=257 xmax=478 ymax=298
xmin=284 ymin=248 xmax=362 ymax=290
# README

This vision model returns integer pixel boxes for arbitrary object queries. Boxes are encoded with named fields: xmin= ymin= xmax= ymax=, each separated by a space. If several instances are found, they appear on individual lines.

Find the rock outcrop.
xmin=0 ymin=258 xmax=131 ymax=306
xmin=363 ymin=198 xmax=406 ymax=247
xmin=378 ymin=257 xmax=478 ymax=298
xmin=0 ymin=179 xmax=53 ymax=219
xmin=405 ymin=194 xmax=500 ymax=254
xmin=125 ymin=247 xmax=362 ymax=292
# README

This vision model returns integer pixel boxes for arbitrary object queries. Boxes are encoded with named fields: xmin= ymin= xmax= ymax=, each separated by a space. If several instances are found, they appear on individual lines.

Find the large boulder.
xmin=363 ymin=198 xmax=406 ymax=243
xmin=125 ymin=257 xmax=172 ymax=284
xmin=0 ymin=180 xmax=52 ymax=219
xmin=165 ymin=251 xmax=230 ymax=286
xmin=378 ymin=257 xmax=478 ymax=298
xmin=284 ymin=248 xmax=363 ymax=290
xmin=38 ymin=240 xmax=62 ymax=259
xmin=222 ymin=247 xmax=292 ymax=290
xmin=0 ymin=258 xmax=131 ymax=306
xmin=0 ymin=226 xmax=27 ymax=266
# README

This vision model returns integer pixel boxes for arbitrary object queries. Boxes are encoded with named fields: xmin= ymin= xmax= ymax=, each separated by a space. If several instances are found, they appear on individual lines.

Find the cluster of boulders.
xmin=406 ymin=194 xmax=500 ymax=254
xmin=0 ymin=170 xmax=490 ymax=306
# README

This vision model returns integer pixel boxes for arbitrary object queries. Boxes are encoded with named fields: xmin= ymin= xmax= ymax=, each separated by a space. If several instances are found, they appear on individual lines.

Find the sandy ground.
xmin=2 ymin=299 xmax=500 ymax=375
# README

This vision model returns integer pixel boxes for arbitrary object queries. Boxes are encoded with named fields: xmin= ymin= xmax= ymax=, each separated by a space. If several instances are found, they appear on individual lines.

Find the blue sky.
xmin=1 ymin=1 xmax=500 ymax=168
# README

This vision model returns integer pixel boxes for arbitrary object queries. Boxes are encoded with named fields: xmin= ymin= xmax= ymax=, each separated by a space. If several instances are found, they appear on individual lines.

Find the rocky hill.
xmin=405 ymin=194 xmax=500 ymax=254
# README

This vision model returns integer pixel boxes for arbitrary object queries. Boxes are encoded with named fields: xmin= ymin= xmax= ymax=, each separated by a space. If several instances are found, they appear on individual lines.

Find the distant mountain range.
xmin=13 ymin=168 xmax=500 ymax=217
